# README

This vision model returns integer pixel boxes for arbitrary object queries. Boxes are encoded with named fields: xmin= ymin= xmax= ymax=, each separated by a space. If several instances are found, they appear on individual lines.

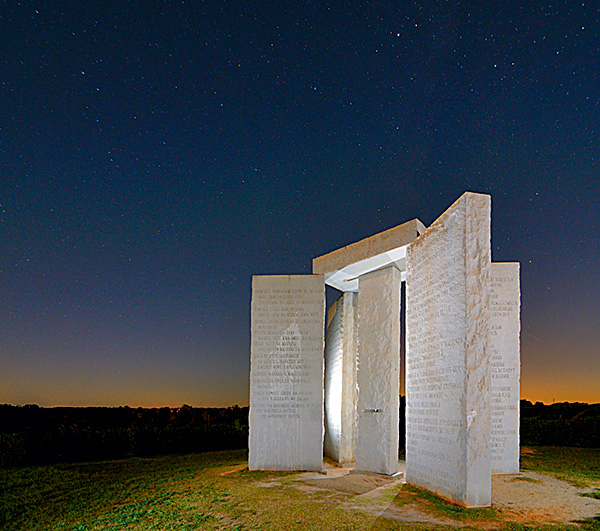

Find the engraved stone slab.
xmin=406 ymin=192 xmax=491 ymax=507
xmin=324 ymin=292 xmax=358 ymax=464
xmin=490 ymin=262 xmax=521 ymax=474
xmin=313 ymin=219 xmax=426 ymax=276
xmin=249 ymin=275 xmax=325 ymax=471
xmin=355 ymin=266 xmax=401 ymax=476
xmin=312 ymin=219 xmax=426 ymax=293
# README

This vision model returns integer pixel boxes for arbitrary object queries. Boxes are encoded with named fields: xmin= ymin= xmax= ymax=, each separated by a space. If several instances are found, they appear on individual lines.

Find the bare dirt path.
xmin=492 ymin=471 xmax=600 ymax=524
xmin=295 ymin=460 xmax=600 ymax=527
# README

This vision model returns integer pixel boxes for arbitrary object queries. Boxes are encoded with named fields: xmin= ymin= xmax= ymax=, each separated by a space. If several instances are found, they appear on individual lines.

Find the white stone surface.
xmin=490 ymin=262 xmax=521 ymax=474
xmin=355 ymin=266 xmax=401 ymax=476
xmin=406 ymin=192 xmax=491 ymax=507
xmin=249 ymin=275 xmax=325 ymax=471
xmin=324 ymin=292 xmax=358 ymax=464
xmin=313 ymin=219 xmax=425 ymax=292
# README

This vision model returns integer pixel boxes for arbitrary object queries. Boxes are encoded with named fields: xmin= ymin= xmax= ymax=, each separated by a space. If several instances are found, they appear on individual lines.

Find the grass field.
xmin=1 ymin=447 xmax=599 ymax=531
xmin=520 ymin=447 xmax=600 ymax=489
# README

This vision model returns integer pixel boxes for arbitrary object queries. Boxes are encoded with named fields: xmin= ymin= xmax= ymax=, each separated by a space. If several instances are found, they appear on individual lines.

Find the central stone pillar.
xmin=324 ymin=291 xmax=358 ymax=465
xmin=355 ymin=266 xmax=401 ymax=476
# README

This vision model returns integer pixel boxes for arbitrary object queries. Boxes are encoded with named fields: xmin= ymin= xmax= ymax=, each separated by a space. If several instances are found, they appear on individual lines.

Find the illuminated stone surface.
xmin=249 ymin=275 xmax=325 ymax=471
xmin=406 ymin=192 xmax=492 ymax=507
xmin=312 ymin=219 xmax=425 ymax=292
xmin=355 ymin=266 xmax=401 ymax=476
xmin=249 ymin=191 xmax=520 ymax=499
xmin=490 ymin=262 xmax=521 ymax=474
xmin=324 ymin=291 xmax=358 ymax=464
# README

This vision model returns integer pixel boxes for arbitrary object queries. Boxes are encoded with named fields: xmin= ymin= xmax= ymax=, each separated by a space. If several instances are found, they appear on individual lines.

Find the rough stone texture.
xmin=324 ymin=292 xmax=358 ymax=464
xmin=406 ymin=192 xmax=491 ymax=507
xmin=490 ymin=262 xmax=521 ymax=474
xmin=249 ymin=275 xmax=325 ymax=471
xmin=313 ymin=219 xmax=426 ymax=276
xmin=355 ymin=266 xmax=401 ymax=476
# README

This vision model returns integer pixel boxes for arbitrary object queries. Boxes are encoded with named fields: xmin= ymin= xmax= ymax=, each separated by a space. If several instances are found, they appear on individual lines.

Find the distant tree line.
xmin=0 ymin=404 xmax=248 ymax=468
xmin=398 ymin=399 xmax=600 ymax=451
xmin=1 ymin=400 xmax=598 ymax=468
xmin=519 ymin=400 xmax=600 ymax=448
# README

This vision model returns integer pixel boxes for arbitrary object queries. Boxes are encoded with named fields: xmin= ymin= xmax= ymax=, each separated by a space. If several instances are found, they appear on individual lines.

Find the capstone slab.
xmin=249 ymin=275 xmax=325 ymax=471
xmin=490 ymin=262 xmax=521 ymax=474
xmin=406 ymin=192 xmax=492 ymax=507
xmin=313 ymin=219 xmax=425 ymax=277
xmin=355 ymin=266 xmax=401 ymax=476
xmin=324 ymin=291 xmax=358 ymax=464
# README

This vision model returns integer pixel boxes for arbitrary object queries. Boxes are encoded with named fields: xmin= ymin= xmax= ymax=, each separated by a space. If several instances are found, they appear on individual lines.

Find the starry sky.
xmin=1 ymin=1 xmax=599 ymax=407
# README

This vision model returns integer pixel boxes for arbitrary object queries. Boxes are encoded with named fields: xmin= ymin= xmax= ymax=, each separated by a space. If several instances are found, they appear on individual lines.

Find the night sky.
xmin=1 ymin=2 xmax=599 ymax=407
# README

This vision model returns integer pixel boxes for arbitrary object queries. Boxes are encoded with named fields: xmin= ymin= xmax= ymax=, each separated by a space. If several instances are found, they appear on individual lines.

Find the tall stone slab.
xmin=324 ymin=292 xmax=358 ymax=464
xmin=406 ymin=192 xmax=491 ymax=507
xmin=355 ymin=266 xmax=401 ymax=476
xmin=249 ymin=275 xmax=325 ymax=471
xmin=490 ymin=263 xmax=521 ymax=474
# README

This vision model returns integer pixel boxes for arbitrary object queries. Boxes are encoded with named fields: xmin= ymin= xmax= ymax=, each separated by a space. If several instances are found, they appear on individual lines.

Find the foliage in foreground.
xmin=0 ymin=404 xmax=248 ymax=468
xmin=1 ymin=447 xmax=599 ymax=531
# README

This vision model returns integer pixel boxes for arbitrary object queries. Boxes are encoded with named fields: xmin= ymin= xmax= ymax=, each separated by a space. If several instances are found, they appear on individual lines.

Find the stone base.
xmin=351 ymin=468 xmax=403 ymax=479
xmin=331 ymin=461 xmax=355 ymax=469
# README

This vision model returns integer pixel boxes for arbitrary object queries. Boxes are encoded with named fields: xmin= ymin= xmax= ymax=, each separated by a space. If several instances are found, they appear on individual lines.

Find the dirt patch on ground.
xmin=302 ymin=473 xmax=396 ymax=495
xmin=493 ymin=471 xmax=600 ymax=524
xmin=295 ymin=461 xmax=600 ymax=527
xmin=219 ymin=466 xmax=246 ymax=477
xmin=298 ymin=466 xmax=466 ymax=527
xmin=378 ymin=504 xmax=467 ymax=527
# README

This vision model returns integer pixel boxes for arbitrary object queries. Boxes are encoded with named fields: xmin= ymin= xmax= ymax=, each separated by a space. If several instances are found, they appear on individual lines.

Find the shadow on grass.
xmin=398 ymin=484 xmax=499 ymax=522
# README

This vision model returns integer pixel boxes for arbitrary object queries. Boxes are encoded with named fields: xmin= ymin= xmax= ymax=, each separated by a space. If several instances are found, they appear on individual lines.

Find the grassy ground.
xmin=520 ymin=446 xmax=600 ymax=489
xmin=1 ymin=447 xmax=599 ymax=531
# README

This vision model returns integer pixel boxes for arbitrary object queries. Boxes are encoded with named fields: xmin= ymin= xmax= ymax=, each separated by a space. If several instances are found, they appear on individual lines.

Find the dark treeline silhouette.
xmin=1 ymin=399 xmax=598 ymax=468
xmin=519 ymin=400 xmax=600 ymax=448
xmin=0 ymin=404 xmax=248 ymax=468
xmin=398 ymin=398 xmax=600 ymax=453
